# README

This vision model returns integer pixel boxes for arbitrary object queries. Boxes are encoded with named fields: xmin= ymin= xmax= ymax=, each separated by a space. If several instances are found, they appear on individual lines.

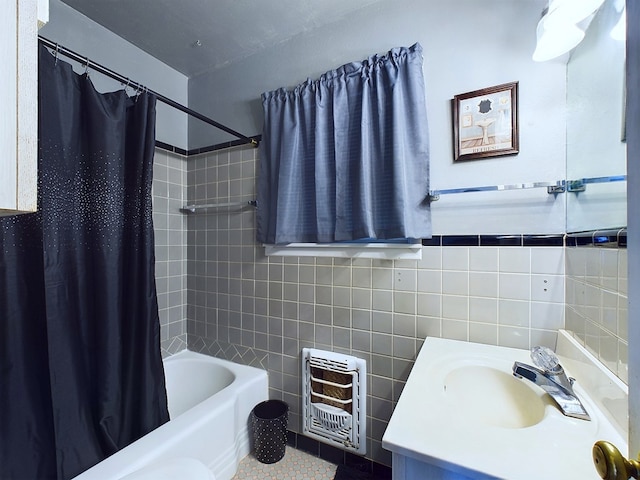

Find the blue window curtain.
xmin=256 ymin=43 xmax=431 ymax=245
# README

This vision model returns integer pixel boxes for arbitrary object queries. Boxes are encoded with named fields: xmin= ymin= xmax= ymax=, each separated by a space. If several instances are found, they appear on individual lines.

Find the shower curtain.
xmin=0 ymin=46 xmax=169 ymax=480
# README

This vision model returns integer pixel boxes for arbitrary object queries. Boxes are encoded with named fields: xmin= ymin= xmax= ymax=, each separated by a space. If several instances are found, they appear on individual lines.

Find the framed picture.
xmin=452 ymin=81 xmax=519 ymax=162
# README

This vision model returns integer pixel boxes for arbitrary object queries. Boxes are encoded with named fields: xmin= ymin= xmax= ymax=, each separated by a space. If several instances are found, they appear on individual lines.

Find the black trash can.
xmin=250 ymin=399 xmax=289 ymax=464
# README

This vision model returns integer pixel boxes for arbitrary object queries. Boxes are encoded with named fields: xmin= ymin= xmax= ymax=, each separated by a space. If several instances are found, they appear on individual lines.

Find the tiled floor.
xmin=232 ymin=446 xmax=390 ymax=480
xmin=232 ymin=447 xmax=338 ymax=480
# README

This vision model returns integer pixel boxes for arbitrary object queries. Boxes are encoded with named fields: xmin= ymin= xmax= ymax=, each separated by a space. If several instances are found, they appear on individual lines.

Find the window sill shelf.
xmin=263 ymin=242 xmax=422 ymax=260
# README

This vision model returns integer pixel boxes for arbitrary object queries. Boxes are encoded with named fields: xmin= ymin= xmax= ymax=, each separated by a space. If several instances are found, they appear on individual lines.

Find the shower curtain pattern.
xmin=0 ymin=46 xmax=169 ymax=480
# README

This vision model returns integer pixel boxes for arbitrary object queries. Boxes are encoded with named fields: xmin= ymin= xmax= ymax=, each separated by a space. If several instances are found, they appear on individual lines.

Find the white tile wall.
xmin=180 ymin=147 xmax=574 ymax=466
xmin=565 ymin=246 xmax=628 ymax=383
xmin=152 ymin=148 xmax=188 ymax=357
xmin=146 ymin=143 xmax=631 ymax=467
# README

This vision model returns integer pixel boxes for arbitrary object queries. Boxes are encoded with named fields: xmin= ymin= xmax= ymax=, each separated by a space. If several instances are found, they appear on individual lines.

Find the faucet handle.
xmin=531 ymin=346 xmax=562 ymax=372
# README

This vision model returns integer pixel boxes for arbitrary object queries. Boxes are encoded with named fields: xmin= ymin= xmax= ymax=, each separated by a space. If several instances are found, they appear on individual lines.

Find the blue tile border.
xmin=154 ymin=136 xmax=262 ymax=157
xmin=480 ymin=235 xmax=521 ymax=246
xmin=565 ymin=228 xmax=626 ymax=248
xmin=422 ymin=234 xmax=565 ymax=247
xmin=155 ymin=140 xmax=188 ymax=156
xmin=441 ymin=235 xmax=479 ymax=246
xmin=523 ymin=235 xmax=564 ymax=247
xmin=420 ymin=236 xmax=442 ymax=246
xmin=420 ymin=231 xmax=626 ymax=248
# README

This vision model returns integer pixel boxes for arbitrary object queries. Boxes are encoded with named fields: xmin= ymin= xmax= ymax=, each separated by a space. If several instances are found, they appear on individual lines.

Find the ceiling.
xmin=60 ymin=0 xmax=387 ymax=78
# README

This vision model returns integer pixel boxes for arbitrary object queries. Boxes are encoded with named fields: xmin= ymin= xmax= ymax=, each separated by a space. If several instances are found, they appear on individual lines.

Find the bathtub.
xmin=72 ymin=350 xmax=269 ymax=480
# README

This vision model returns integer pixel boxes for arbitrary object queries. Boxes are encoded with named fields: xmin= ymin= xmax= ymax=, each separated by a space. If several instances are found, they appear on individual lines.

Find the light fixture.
xmin=532 ymin=0 xmax=605 ymax=62
xmin=543 ymin=0 xmax=606 ymax=27
xmin=532 ymin=13 xmax=585 ymax=62
xmin=610 ymin=7 xmax=626 ymax=41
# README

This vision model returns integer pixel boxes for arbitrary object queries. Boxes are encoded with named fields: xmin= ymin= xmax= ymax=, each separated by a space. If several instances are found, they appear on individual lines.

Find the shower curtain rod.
xmin=38 ymin=36 xmax=258 ymax=147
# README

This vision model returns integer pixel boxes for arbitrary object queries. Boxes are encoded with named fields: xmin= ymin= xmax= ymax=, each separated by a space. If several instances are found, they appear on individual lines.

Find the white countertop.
xmin=382 ymin=331 xmax=628 ymax=479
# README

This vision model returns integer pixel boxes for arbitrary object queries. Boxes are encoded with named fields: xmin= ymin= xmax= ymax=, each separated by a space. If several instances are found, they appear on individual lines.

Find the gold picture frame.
xmin=452 ymin=82 xmax=519 ymax=162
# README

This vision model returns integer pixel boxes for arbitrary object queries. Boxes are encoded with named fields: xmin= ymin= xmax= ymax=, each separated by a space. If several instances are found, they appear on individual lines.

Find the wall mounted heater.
xmin=302 ymin=348 xmax=366 ymax=455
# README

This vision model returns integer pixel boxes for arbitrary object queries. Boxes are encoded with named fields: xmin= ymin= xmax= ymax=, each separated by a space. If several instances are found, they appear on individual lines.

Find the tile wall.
xmin=152 ymin=148 xmax=189 ymax=357
xmin=565 ymin=245 xmax=628 ymax=383
xmin=150 ymin=142 xmax=631 ymax=465
xmin=183 ymin=144 xmax=567 ymax=466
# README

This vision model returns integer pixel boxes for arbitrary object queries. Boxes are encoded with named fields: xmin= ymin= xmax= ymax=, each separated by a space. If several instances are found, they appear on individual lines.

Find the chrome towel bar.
xmin=428 ymin=175 xmax=626 ymax=202
xmin=180 ymin=200 xmax=257 ymax=213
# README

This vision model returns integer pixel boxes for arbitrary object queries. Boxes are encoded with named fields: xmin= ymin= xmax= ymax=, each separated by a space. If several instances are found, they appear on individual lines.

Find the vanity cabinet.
xmin=391 ymin=454 xmax=490 ymax=480
xmin=0 ymin=0 xmax=44 ymax=216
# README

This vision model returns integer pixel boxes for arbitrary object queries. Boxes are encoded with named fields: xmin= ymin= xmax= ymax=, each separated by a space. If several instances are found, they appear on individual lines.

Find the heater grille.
xmin=302 ymin=348 xmax=366 ymax=455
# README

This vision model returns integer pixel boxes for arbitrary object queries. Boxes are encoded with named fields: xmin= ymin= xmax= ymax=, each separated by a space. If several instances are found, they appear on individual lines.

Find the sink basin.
xmin=443 ymin=365 xmax=546 ymax=429
xmin=382 ymin=331 xmax=628 ymax=480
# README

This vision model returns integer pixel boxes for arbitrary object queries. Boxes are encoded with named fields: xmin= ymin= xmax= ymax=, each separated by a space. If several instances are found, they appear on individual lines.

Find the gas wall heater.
xmin=301 ymin=348 xmax=367 ymax=455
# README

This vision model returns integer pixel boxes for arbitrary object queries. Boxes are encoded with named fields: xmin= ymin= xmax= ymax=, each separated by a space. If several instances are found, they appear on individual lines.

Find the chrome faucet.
xmin=512 ymin=346 xmax=590 ymax=421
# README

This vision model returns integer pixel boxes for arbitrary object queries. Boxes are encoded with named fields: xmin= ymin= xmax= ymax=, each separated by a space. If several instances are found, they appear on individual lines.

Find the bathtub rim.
xmin=71 ymin=349 xmax=268 ymax=480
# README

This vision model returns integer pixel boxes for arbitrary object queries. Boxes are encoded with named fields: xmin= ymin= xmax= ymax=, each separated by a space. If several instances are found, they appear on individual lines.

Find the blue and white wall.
xmin=188 ymin=0 xmax=566 ymax=235
xmin=39 ymin=0 xmax=632 ymax=467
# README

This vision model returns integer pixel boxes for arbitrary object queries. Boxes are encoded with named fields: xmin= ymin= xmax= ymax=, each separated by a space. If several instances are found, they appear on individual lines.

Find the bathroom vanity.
xmin=382 ymin=331 xmax=628 ymax=479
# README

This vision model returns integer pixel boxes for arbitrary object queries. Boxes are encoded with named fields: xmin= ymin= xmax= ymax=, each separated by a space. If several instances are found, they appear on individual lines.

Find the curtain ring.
xmin=54 ymin=43 xmax=59 ymax=65
xmin=136 ymin=85 xmax=148 ymax=102
xmin=84 ymin=57 xmax=90 ymax=77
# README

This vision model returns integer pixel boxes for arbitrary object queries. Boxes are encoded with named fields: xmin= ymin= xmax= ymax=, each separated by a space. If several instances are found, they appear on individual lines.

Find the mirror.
xmin=566 ymin=0 xmax=627 ymax=233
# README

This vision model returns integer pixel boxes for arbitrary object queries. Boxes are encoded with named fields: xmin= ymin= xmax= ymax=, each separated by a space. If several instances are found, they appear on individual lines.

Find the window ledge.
xmin=263 ymin=242 xmax=422 ymax=260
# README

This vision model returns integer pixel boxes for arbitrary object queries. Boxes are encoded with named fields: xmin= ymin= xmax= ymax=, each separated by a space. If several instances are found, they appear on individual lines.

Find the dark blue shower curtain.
xmin=0 ymin=46 xmax=169 ymax=480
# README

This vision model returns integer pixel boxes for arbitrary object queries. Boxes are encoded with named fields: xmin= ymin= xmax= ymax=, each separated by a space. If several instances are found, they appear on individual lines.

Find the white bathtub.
xmin=72 ymin=350 xmax=269 ymax=480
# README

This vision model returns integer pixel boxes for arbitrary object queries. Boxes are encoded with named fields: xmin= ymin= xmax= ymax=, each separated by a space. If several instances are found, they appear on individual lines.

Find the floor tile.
xmin=233 ymin=446 xmax=338 ymax=480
